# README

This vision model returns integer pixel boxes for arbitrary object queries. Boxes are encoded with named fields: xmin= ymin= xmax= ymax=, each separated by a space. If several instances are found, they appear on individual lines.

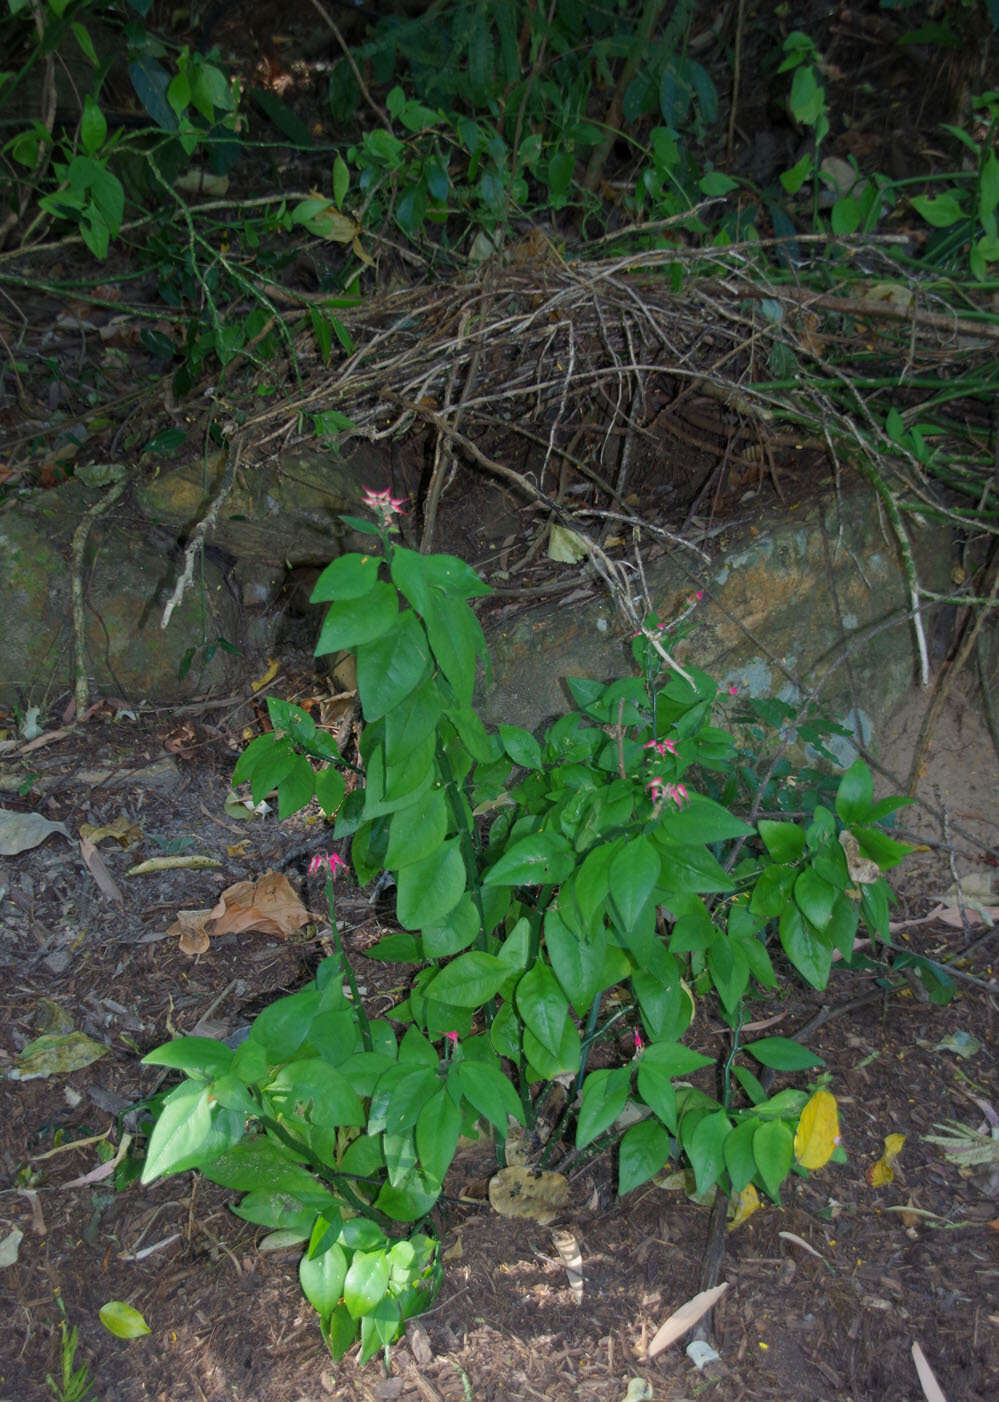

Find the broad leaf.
xmin=619 ymin=1118 xmax=671 ymax=1195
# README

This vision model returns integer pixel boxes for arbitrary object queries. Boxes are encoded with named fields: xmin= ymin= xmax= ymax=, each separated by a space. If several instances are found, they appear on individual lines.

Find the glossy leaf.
xmin=619 ymin=1118 xmax=671 ymax=1195
xmin=745 ymin=1038 xmax=825 ymax=1071
xmin=425 ymin=951 xmax=508 ymax=1007
xmin=516 ymin=961 xmax=572 ymax=1059
xmin=343 ymin=1249 xmax=390 ymax=1318
xmin=753 ymin=1119 xmax=794 ymax=1201
xmin=396 ymin=840 xmax=465 ymax=930
xmin=576 ymin=1066 xmax=632 ymax=1148
xmin=484 ymin=831 xmax=575 ymax=886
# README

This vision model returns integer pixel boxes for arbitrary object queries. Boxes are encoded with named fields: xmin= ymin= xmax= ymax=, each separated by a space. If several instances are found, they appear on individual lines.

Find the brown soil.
xmin=0 ymin=675 xmax=996 ymax=1402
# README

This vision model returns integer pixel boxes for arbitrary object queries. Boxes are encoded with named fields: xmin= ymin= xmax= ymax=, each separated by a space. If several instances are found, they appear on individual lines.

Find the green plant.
xmin=46 ymin=1298 xmax=94 ymax=1402
xmin=138 ymin=488 xmax=920 ymax=1360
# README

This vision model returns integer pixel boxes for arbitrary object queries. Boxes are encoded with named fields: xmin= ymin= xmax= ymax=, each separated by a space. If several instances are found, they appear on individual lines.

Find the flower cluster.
xmin=644 ymin=738 xmax=678 ymax=758
xmin=308 ymin=851 xmax=348 ymax=880
xmin=362 ymin=486 xmax=407 ymax=532
xmin=647 ymin=777 xmax=689 ymax=807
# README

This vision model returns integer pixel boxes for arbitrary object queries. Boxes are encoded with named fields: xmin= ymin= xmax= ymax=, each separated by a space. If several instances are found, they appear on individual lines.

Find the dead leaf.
xmin=778 ymin=1230 xmax=825 ymax=1261
xmin=488 ymin=1166 xmax=569 ymax=1224
xmin=911 ymin=1341 xmax=949 ymax=1402
xmin=647 ymin=1282 xmax=729 ymax=1357
xmin=127 ymin=855 xmax=222 ymax=875
xmin=169 ymin=872 xmax=312 ymax=954
xmin=867 ymin=1133 xmax=906 ymax=1187
xmin=79 ymin=816 xmax=142 ymax=848
xmin=728 ymin=1183 xmax=761 ymax=1230
xmin=794 ymin=1090 xmax=841 ymax=1170
xmin=839 ymin=829 xmax=880 ymax=884
xmin=252 ymin=659 xmax=280 ymax=691
xmin=79 ymin=836 xmax=124 ymax=907
xmin=0 ymin=809 xmax=70 ymax=855
xmin=9 ymin=1031 xmax=108 ymax=1080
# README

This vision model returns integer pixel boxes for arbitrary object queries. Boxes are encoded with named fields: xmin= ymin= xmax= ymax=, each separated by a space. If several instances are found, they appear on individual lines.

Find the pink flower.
xmin=663 ymin=783 xmax=689 ymax=807
xmin=647 ymin=776 xmax=666 ymax=799
xmin=308 ymin=851 xmax=348 ymax=879
xmin=633 ymin=1029 xmax=645 ymax=1053
xmin=362 ymin=486 xmax=407 ymax=529
xmin=727 ymin=684 xmax=739 ymax=696
xmin=644 ymin=738 xmax=677 ymax=758
xmin=695 ymin=591 xmax=704 ymax=600
xmin=443 ymin=1031 xmax=459 ymax=1044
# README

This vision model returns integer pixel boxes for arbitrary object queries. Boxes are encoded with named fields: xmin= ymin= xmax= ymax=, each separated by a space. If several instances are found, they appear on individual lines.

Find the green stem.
xmin=720 ymin=1004 xmax=744 ymax=1112
xmin=326 ymin=876 xmax=373 ymax=1052
xmin=256 ymin=1111 xmax=396 ymax=1229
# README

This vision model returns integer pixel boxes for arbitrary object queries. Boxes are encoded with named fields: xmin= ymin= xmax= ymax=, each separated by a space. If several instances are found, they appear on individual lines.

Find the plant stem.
xmin=326 ymin=877 xmax=373 ymax=1052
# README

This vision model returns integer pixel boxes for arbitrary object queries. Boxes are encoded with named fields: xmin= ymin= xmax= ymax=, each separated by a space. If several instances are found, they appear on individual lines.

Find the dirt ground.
xmin=0 ymin=666 xmax=996 ymax=1402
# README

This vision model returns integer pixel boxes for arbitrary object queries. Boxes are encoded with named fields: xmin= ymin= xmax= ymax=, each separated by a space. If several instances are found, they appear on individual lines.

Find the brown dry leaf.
xmin=206 ymin=872 xmax=311 ymax=938
xmin=839 ymin=829 xmax=880 ymax=885
xmin=488 ymin=1166 xmax=569 ymax=1224
xmin=728 ymin=1184 xmax=761 ymax=1230
xmin=169 ymin=908 xmax=213 ymax=956
xmin=647 ymin=1282 xmax=729 ymax=1358
xmin=550 ymin=1227 xmax=583 ymax=1303
xmin=911 ymin=1341 xmax=949 ymax=1402
xmin=79 ymin=836 xmax=124 ymax=907
xmin=79 ymin=816 xmax=143 ymax=848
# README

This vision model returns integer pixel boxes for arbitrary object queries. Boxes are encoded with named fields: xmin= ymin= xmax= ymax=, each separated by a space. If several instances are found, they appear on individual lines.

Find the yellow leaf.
xmin=251 ymin=658 xmax=280 ymax=691
xmin=866 ymin=1133 xmax=906 ymax=1187
xmin=794 ymin=1090 xmax=840 ymax=1170
xmin=728 ymin=1183 xmax=761 ymax=1230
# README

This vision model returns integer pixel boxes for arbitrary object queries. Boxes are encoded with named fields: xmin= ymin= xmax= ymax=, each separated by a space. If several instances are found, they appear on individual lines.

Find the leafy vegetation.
xmin=138 ymin=490 xmax=930 ymax=1358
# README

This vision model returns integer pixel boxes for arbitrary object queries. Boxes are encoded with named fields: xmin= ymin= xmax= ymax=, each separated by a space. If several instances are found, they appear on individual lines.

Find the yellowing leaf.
xmin=547 ymin=524 xmax=589 ymax=563
xmin=866 ymin=1133 xmax=906 ymax=1187
xmin=251 ymin=658 xmax=280 ymax=691
xmin=728 ymin=1183 xmax=761 ymax=1230
xmin=794 ymin=1090 xmax=840 ymax=1170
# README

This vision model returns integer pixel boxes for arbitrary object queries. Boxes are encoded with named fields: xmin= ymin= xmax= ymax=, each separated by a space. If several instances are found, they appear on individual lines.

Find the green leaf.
xmin=142 ymin=1036 xmax=233 ymax=1079
xmin=80 ymin=95 xmax=106 ymax=155
xmin=708 ymin=935 xmax=749 ymax=1014
xmin=268 ymin=1060 xmax=365 ymax=1127
xmin=368 ymin=1064 xmax=440 ymax=1136
xmin=665 ymin=795 xmax=753 ymax=843
xmin=779 ymin=904 xmax=832 ymax=990
xmin=314 ymin=766 xmax=346 ymax=817
xmin=745 ymin=1037 xmax=825 ymax=1071
xmin=201 ymin=1140 xmax=326 ymax=1199
xmin=749 ymin=863 xmax=795 ymax=919
xmin=416 ymin=1089 xmax=461 ymax=1182
xmin=545 ymin=908 xmax=605 ymax=1016
xmin=835 ymin=759 xmax=873 ymax=823
xmin=247 ymin=987 xmax=320 ymax=1061
xmin=139 ymin=1083 xmax=213 ymax=1181
xmin=484 ymin=832 xmax=574 ymax=886
xmin=311 ymin=553 xmax=380 ymax=602
xmin=314 ymin=581 xmax=398 ymax=656
xmin=522 ymin=1018 xmax=580 ymax=1079
xmin=454 ymin=1059 xmax=524 ymax=1132
xmin=300 ymin=1218 xmax=348 ymax=1316
xmin=794 ymin=867 xmax=838 ymax=929
xmin=278 ymin=752 xmax=315 ymax=818
xmin=723 ymin=1118 xmax=758 ymax=1192
xmin=516 ymin=961 xmax=572 ymax=1059
xmin=753 ymin=1119 xmax=794 ymax=1201
xmin=910 ymin=193 xmax=965 ymax=228
xmin=686 ymin=1110 xmax=732 ymax=1195
xmin=425 ymin=951 xmax=508 ymax=1007
xmin=852 ymin=826 xmax=914 ymax=870
xmin=356 ymin=612 xmax=431 ymax=720
xmin=99 ymin=1301 xmax=151 ymax=1338
xmin=344 ymin=1249 xmax=390 ymax=1319
xmin=396 ymin=839 xmax=466 ymax=930
xmin=576 ymin=1067 xmax=632 ymax=1148
xmin=609 ymin=836 xmax=660 ymax=931
xmin=422 ymin=593 xmax=488 ymax=704
xmin=422 ymin=892 xmax=480 ymax=958
xmin=618 ymin=1118 xmax=671 ymax=1195
xmin=757 ymin=819 xmax=805 ymax=863
xmin=385 ymin=787 xmax=447 ymax=870
xmin=245 ymin=735 xmax=296 ymax=805
xmin=499 ymin=723 xmax=542 ymax=770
